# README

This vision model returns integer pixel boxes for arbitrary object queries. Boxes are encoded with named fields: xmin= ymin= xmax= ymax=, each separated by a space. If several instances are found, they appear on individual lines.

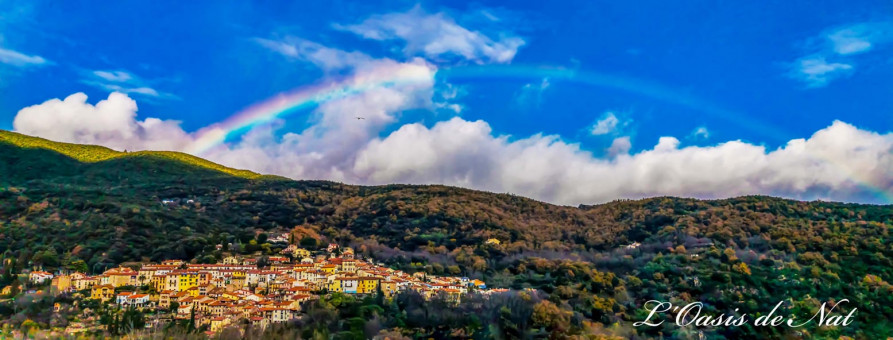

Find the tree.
xmin=120 ymin=307 xmax=146 ymax=334
xmin=300 ymin=237 xmax=318 ymax=250
xmin=532 ymin=300 xmax=571 ymax=334
xmin=733 ymin=262 xmax=751 ymax=275
xmin=66 ymin=259 xmax=88 ymax=273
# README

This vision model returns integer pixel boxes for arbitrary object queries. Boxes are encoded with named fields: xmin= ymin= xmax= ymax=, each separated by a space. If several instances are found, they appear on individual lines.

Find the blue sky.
xmin=2 ymin=0 xmax=892 ymax=204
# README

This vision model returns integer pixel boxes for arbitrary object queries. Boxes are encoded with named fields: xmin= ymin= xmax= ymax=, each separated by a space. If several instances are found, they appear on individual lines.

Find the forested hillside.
xmin=1 ymin=131 xmax=891 ymax=339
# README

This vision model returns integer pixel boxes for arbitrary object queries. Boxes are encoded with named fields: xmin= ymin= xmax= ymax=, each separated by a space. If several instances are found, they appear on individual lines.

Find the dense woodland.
xmin=1 ymin=131 xmax=892 ymax=339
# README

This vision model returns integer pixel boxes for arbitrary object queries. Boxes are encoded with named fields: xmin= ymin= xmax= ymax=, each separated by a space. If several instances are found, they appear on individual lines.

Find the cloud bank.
xmin=13 ymin=91 xmax=893 ymax=205
xmin=13 ymin=92 xmax=193 ymax=151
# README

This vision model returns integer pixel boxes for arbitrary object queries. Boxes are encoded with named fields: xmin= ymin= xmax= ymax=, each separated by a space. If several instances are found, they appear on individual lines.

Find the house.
xmin=116 ymin=292 xmax=134 ymax=304
xmin=73 ymin=276 xmax=98 ymax=291
xmin=103 ymin=267 xmax=138 ymax=287
xmin=125 ymin=294 xmax=150 ymax=307
xmin=341 ymin=259 xmax=357 ymax=273
xmin=29 ymin=271 xmax=54 ymax=284
xmin=1 ymin=286 xmax=12 ymax=296
xmin=332 ymin=277 xmax=358 ymax=294
xmin=158 ymin=291 xmax=174 ymax=310
xmin=91 ymin=285 xmax=116 ymax=302
xmin=268 ymin=256 xmax=288 ymax=265
xmin=177 ymin=304 xmax=193 ymax=318
xmin=357 ymin=277 xmax=380 ymax=294
xmin=51 ymin=274 xmax=72 ymax=292
xmin=326 ymin=243 xmax=339 ymax=253
xmin=626 ymin=242 xmax=641 ymax=249
xmin=380 ymin=280 xmax=399 ymax=297
xmin=268 ymin=234 xmax=289 ymax=244
xmin=209 ymin=316 xmax=230 ymax=332
xmin=249 ymin=316 xmax=267 ymax=330
xmin=440 ymin=288 xmax=462 ymax=304
xmin=259 ymin=307 xmax=293 ymax=323
xmin=320 ymin=264 xmax=337 ymax=274
xmin=283 ymin=246 xmax=311 ymax=259
xmin=484 ymin=238 xmax=501 ymax=245
xmin=222 ymin=256 xmax=240 ymax=265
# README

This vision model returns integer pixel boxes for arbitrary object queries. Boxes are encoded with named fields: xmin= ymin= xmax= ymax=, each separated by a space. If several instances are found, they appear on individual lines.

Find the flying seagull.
xmin=355 ymin=116 xmax=365 ymax=120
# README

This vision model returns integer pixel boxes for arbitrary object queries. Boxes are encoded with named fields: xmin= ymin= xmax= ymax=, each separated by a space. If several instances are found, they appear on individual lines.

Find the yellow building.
xmin=177 ymin=272 xmax=200 ymax=291
xmin=104 ymin=267 xmax=138 ymax=287
xmin=321 ymin=264 xmax=336 ymax=274
xmin=210 ymin=317 xmax=230 ymax=332
xmin=380 ymin=280 xmax=398 ymax=297
xmin=151 ymin=275 xmax=168 ymax=292
xmin=73 ymin=276 xmax=98 ymax=291
xmin=485 ymin=238 xmax=501 ymax=245
xmin=341 ymin=260 xmax=357 ymax=273
xmin=327 ymin=276 xmax=360 ymax=293
xmin=51 ymin=275 xmax=72 ymax=292
xmin=441 ymin=288 xmax=462 ymax=304
xmin=328 ymin=277 xmax=343 ymax=292
xmin=158 ymin=291 xmax=173 ymax=310
xmin=357 ymin=277 xmax=381 ymax=294
xmin=91 ymin=285 xmax=115 ymax=302
xmin=293 ymin=248 xmax=311 ymax=258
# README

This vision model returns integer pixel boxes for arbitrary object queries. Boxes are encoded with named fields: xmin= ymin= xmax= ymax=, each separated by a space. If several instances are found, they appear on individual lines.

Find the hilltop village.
xmin=33 ymin=242 xmax=492 ymax=335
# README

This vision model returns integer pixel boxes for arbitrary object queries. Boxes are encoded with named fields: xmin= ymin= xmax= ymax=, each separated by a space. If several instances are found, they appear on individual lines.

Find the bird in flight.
xmin=355 ymin=116 xmax=365 ymax=120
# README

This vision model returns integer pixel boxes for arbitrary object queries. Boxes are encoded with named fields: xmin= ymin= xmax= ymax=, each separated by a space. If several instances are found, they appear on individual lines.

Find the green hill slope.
xmin=0 ymin=130 xmax=267 ymax=179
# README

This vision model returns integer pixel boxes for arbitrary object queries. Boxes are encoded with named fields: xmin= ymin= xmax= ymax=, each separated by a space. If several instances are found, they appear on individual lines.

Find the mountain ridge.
xmin=4 ymin=129 xmax=888 ymax=209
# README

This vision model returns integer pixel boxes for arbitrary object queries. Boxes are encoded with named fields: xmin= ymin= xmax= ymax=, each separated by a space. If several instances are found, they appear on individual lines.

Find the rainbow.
xmin=186 ymin=64 xmax=892 ymax=203
xmin=188 ymin=64 xmax=783 ymax=155
xmin=185 ymin=64 xmax=433 ymax=155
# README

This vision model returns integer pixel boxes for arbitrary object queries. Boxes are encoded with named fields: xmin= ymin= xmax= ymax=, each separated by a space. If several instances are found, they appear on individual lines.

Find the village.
xmin=27 ymin=242 xmax=493 ymax=335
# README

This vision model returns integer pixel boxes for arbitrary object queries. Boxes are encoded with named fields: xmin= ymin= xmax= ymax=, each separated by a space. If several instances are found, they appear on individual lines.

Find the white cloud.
xmin=789 ymin=56 xmax=853 ymax=88
xmin=606 ymin=136 xmax=631 ymax=158
xmin=691 ymin=126 xmax=710 ymax=139
xmin=590 ymin=112 xmax=623 ymax=135
xmin=93 ymin=70 xmax=132 ymax=82
xmin=13 ymin=92 xmax=194 ymax=151
xmin=515 ymin=78 xmax=550 ymax=108
xmin=81 ymin=69 xmax=174 ymax=99
xmin=12 ymin=91 xmax=893 ymax=205
xmin=336 ymin=5 xmax=525 ymax=63
xmin=351 ymin=118 xmax=893 ymax=205
xmin=788 ymin=21 xmax=892 ymax=87
xmin=254 ymin=37 xmax=372 ymax=71
xmin=827 ymin=22 xmax=892 ymax=55
xmin=0 ymin=47 xmax=48 ymax=67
